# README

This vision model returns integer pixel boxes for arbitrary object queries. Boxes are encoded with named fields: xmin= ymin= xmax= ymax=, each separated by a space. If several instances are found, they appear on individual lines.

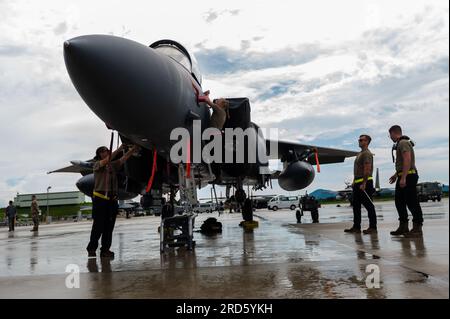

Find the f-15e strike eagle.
xmin=50 ymin=35 xmax=357 ymax=210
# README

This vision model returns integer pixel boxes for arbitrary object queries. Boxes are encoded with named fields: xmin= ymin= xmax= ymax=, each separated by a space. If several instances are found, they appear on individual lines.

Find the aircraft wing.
xmin=266 ymin=139 xmax=358 ymax=164
xmin=47 ymin=160 xmax=94 ymax=175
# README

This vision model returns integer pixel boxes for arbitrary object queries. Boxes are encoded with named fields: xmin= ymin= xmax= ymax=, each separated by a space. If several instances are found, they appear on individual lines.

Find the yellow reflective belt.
xmin=397 ymin=169 xmax=416 ymax=176
xmin=354 ymin=176 xmax=373 ymax=184
xmin=93 ymin=191 xmax=110 ymax=200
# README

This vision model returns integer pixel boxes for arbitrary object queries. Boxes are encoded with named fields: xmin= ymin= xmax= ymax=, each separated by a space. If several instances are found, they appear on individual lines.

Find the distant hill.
xmin=377 ymin=188 xmax=395 ymax=197
xmin=309 ymin=189 xmax=338 ymax=200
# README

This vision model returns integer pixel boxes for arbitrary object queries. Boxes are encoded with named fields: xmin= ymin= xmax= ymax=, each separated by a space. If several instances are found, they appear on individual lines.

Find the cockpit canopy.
xmin=150 ymin=39 xmax=202 ymax=85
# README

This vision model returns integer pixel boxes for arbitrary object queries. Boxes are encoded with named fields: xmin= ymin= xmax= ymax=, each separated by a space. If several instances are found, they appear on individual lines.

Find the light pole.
xmin=47 ymin=186 xmax=51 ymax=223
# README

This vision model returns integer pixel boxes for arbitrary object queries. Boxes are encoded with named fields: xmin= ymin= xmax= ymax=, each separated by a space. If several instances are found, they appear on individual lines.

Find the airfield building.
xmin=13 ymin=191 xmax=85 ymax=208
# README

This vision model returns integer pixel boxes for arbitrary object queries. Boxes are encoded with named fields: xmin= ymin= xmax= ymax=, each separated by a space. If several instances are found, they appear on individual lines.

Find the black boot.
xmin=87 ymin=249 xmax=97 ymax=258
xmin=100 ymin=250 xmax=115 ymax=258
xmin=390 ymin=221 xmax=409 ymax=236
xmin=344 ymin=226 xmax=361 ymax=234
xmin=404 ymin=223 xmax=423 ymax=238
xmin=363 ymin=227 xmax=378 ymax=235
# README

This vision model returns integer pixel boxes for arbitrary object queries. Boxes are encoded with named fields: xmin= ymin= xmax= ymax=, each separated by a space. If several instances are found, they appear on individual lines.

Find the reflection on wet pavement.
xmin=0 ymin=199 xmax=448 ymax=298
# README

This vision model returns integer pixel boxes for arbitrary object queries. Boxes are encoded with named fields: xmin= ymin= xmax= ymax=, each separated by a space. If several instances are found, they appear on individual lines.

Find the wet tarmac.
xmin=0 ymin=199 xmax=448 ymax=299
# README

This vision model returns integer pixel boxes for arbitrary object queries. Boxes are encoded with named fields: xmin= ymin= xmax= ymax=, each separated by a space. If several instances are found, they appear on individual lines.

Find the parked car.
xmin=252 ymin=197 xmax=270 ymax=209
xmin=267 ymin=195 xmax=299 ymax=211
xmin=149 ymin=206 xmax=162 ymax=216
xmin=133 ymin=207 xmax=146 ymax=217
xmin=193 ymin=203 xmax=215 ymax=214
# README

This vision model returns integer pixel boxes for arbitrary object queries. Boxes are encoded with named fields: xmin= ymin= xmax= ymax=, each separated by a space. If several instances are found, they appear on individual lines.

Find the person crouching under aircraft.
xmin=345 ymin=134 xmax=378 ymax=234
xmin=87 ymin=144 xmax=139 ymax=258
xmin=202 ymin=90 xmax=230 ymax=130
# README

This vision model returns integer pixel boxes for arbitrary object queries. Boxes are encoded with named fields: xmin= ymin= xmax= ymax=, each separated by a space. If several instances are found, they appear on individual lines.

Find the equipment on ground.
xmin=417 ymin=182 xmax=443 ymax=202
xmin=160 ymin=213 xmax=196 ymax=252
xmin=297 ymin=194 xmax=321 ymax=223
xmin=200 ymin=217 xmax=222 ymax=235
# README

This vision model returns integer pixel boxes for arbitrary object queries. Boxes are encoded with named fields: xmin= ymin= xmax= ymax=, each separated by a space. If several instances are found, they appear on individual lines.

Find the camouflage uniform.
xmin=31 ymin=199 xmax=40 ymax=231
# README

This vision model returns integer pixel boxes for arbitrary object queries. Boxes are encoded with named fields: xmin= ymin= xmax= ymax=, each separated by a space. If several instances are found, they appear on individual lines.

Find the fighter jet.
xmin=51 ymin=35 xmax=357 ymax=210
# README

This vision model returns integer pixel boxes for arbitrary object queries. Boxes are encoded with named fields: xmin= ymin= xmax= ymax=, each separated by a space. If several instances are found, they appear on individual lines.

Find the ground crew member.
xmin=242 ymin=198 xmax=253 ymax=222
xmin=345 ymin=134 xmax=377 ymax=234
xmin=202 ymin=90 xmax=230 ymax=130
xmin=86 ymin=144 xmax=139 ymax=258
xmin=5 ymin=200 xmax=17 ymax=232
xmin=30 ymin=195 xmax=40 ymax=232
xmin=388 ymin=125 xmax=423 ymax=237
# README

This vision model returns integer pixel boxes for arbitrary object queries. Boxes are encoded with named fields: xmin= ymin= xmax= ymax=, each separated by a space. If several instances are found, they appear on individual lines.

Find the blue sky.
xmin=0 ymin=0 xmax=448 ymax=206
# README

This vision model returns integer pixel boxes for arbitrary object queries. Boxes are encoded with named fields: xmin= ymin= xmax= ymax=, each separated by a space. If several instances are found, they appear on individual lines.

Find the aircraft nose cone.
xmin=64 ymin=40 xmax=70 ymax=50
xmin=64 ymin=35 xmax=175 ymax=138
xmin=64 ymin=35 xmax=147 ymax=123
xmin=64 ymin=34 xmax=201 ymax=151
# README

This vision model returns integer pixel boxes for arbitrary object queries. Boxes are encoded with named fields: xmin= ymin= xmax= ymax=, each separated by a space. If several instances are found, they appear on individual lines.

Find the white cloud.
xmin=0 ymin=0 xmax=448 ymax=205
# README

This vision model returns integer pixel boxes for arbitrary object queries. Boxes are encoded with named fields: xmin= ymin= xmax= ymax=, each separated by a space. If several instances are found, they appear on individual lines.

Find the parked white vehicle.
xmin=267 ymin=195 xmax=299 ymax=211
xmin=193 ymin=203 xmax=215 ymax=214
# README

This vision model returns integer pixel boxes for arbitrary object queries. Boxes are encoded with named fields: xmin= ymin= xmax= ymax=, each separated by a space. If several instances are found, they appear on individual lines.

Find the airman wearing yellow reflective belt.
xmin=345 ymin=135 xmax=377 ymax=234
xmin=86 ymin=144 xmax=139 ymax=258
xmin=388 ymin=125 xmax=423 ymax=237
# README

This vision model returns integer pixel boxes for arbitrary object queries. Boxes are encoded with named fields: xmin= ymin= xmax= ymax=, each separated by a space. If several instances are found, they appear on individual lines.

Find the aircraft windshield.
xmin=154 ymin=45 xmax=191 ymax=71
xmin=190 ymin=53 xmax=202 ymax=85
xmin=152 ymin=40 xmax=202 ymax=85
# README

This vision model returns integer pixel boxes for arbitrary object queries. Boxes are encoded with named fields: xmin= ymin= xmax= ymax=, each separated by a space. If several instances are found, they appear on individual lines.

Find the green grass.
xmin=0 ymin=203 xmax=92 ymax=220
xmin=321 ymin=193 xmax=448 ymax=206
xmin=319 ymin=196 xmax=396 ymax=205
